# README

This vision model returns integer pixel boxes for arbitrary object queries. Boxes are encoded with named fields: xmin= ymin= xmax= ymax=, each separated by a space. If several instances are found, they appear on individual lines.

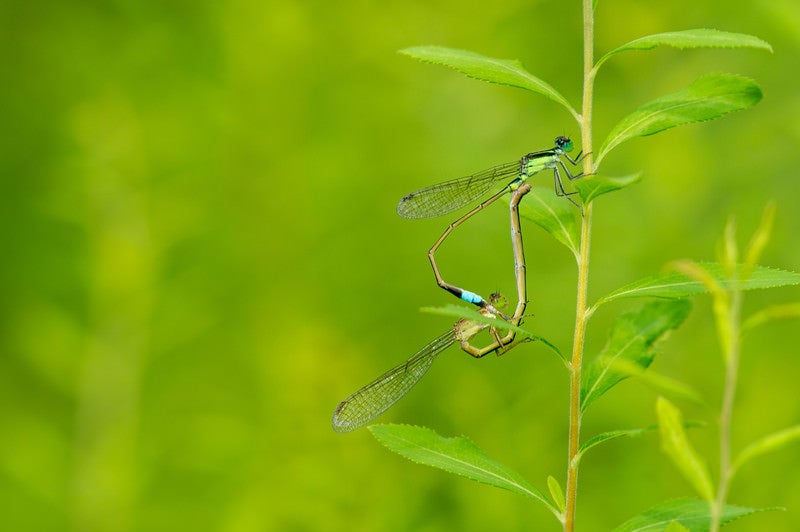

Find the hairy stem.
xmin=564 ymin=1 xmax=595 ymax=530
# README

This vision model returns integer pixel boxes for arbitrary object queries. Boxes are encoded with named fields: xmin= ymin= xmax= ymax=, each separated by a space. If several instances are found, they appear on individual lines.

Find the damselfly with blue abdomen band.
xmin=397 ymin=137 xmax=583 ymax=313
xmin=332 ymin=183 xmax=532 ymax=433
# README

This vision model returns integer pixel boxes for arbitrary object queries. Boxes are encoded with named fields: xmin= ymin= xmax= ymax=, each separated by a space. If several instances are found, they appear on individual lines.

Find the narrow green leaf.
xmin=516 ymin=186 xmax=580 ymax=259
xmin=419 ymin=304 xmax=564 ymax=361
xmin=613 ymin=497 xmax=777 ymax=532
xmin=720 ymin=216 xmax=740 ymax=277
xmin=400 ymin=46 xmax=578 ymax=118
xmin=656 ymin=398 xmax=714 ymax=502
xmin=575 ymin=428 xmax=649 ymax=467
xmin=596 ymin=74 xmax=762 ymax=166
xmin=576 ymin=422 xmax=704 ymax=467
xmin=669 ymin=259 xmax=732 ymax=361
xmin=581 ymin=300 xmax=691 ymax=413
xmin=743 ymin=202 xmax=776 ymax=279
xmin=607 ymin=359 xmax=707 ymax=407
xmin=743 ymin=302 xmax=800 ymax=333
xmin=547 ymin=475 xmax=566 ymax=514
xmin=369 ymin=424 xmax=559 ymax=515
xmin=420 ymin=304 xmax=532 ymax=337
xmin=732 ymin=425 xmax=800 ymax=477
xmin=574 ymin=173 xmax=641 ymax=204
xmin=597 ymin=29 xmax=773 ymax=70
xmin=597 ymin=263 xmax=800 ymax=306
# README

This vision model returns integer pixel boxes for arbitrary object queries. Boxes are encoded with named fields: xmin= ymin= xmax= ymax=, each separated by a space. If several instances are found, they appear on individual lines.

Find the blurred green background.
xmin=2 ymin=0 xmax=799 ymax=530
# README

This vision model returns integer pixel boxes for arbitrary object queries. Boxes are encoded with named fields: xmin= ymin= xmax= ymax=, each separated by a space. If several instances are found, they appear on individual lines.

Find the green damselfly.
xmin=332 ymin=184 xmax=532 ymax=433
xmin=397 ymin=136 xmax=583 ymax=312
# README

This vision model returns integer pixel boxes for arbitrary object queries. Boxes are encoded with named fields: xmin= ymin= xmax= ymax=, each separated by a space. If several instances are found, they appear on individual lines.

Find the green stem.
xmin=564 ymin=2 xmax=595 ymax=530
xmin=710 ymin=287 xmax=742 ymax=531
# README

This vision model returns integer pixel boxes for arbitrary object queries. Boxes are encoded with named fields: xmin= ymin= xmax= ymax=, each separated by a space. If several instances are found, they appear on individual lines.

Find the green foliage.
xmin=399 ymin=46 xmax=578 ymax=119
xmin=612 ymin=498 xmax=772 ymax=532
xmin=5 ymin=0 xmax=800 ymax=530
xmin=516 ymin=187 xmax=580 ymax=258
xmin=573 ymin=173 xmax=641 ymax=205
xmin=369 ymin=424 xmax=560 ymax=516
xmin=547 ymin=475 xmax=566 ymax=514
xmin=580 ymin=300 xmax=691 ymax=412
xmin=373 ymin=6 xmax=796 ymax=531
xmin=575 ymin=427 xmax=651 ymax=465
xmin=596 ymin=263 xmax=800 ymax=306
xmin=656 ymin=398 xmax=714 ymax=502
xmin=732 ymin=425 xmax=800 ymax=477
xmin=596 ymin=74 xmax=763 ymax=166
xmin=596 ymin=29 xmax=773 ymax=70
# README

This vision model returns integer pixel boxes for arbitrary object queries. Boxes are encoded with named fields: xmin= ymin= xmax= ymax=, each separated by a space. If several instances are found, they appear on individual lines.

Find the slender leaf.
xmin=596 ymin=74 xmax=762 ymax=165
xmin=516 ymin=186 xmax=580 ymax=258
xmin=577 ymin=422 xmax=704 ymax=467
xmin=574 ymin=173 xmax=641 ymax=204
xmin=581 ymin=300 xmax=691 ymax=413
xmin=607 ymin=359 xmax=707 ymax=407
xmin=613 ymin=497 xmax=773 ymax=532
xmin=670 ymin=258 xmax=734 ymax=361
xmin=400 ymin=46 xmax=577 ymax=118
xmin=597 ymin=263 xmax=800 ymax=306
xmin=656 ymin=398 xmax=714 ymax=502
xmin=732 ymin=425 xmax=800 ymax=477
xmin=597 ymin=29 xmax=773 ymax=70
xmin=547 ymin=475 xmax=566 ymax=514
xmin=743 ymin=202 xmax=776 ymax=278
xmin=575 ymin=427 xmax=649 ymax=467
xmin=420 ymin=304 xmax=564 ymax=361
xmin=420 ymin=304 xmax=534 ymax=337
xmin=743 ymin=302 xmax=800 ymax=333
xmin=369 ymin=424 xmax=559 ymax=515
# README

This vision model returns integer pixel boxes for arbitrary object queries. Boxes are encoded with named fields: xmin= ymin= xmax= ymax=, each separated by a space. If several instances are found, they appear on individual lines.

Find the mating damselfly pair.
xmin=332 ymin=137 xmax=584 ymax=433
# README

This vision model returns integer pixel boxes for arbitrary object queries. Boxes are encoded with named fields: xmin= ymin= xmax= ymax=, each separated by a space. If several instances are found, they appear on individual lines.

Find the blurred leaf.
xmin=743 ymin=202 xmax=776 ymax=278
xmin=720 ymin=216 xmax=740 ymax=277
xmin=597 ymin=263 xmax=800 ymax=306
xmin=574 ymin=173 xmax=641 ymax=204
xmin=732 ymin=425 xmax=800 ymax=477
xmin=613 ymin=497 xmax=770 ymax=531
xmin=575 ymin=427 xmax=650 ymax=466
xmin=399 ymin=46 xmax=578 ymax=118
xmin=656 ymin=398 xmax=714 ymax=502
xmin=420 ymin=304 xmax=564 ymax=361
xmin=516 ymin=186 xmax=580 ymax=258
xmin=581 ymin=300 xmax=691 ymax=413
xmin=576 ymin=421 xmax=704 ymax=467
xmin=596 ymin=29 xmax=773 ymax=70
xmin=596 ymin=74 xmax=763 ymax=166
xmin=547 ymin=475 xmax=566 ymax=514
xmin=743 ymin=302 xmax=800 ymax=333
xmin=607 ymin=359 xmax=707 ymax=407
xmin=369 ymin=424 xmax=559 ymax=515
xmin=670 ymin=259 xmax=732 ymax=360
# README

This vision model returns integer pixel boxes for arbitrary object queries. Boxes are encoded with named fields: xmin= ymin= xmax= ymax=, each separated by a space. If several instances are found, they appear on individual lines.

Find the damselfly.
xmin=397 ymin=137 xmax=582 ymax=311
xmin=332 ymin=184 xmax=532 ymax=432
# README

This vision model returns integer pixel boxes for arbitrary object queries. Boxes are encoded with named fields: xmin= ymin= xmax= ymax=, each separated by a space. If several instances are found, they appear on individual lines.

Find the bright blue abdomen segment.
xmin=460 ymin=291 xmax=483 ymax=305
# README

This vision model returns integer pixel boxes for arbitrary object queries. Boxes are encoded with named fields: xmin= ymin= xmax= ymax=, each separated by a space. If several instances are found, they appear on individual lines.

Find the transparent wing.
xmin=332 ymin=331 xmax=455 ymax=433
xmin=396 ymin=161 xmax=520 ymax=219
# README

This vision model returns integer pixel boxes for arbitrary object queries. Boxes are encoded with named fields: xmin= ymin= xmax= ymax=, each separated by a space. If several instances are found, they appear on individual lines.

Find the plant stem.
xmin=564 ymin=2 xmax=595 ymax=530
xmin=710 ymin=287 xmax=742 ymax=531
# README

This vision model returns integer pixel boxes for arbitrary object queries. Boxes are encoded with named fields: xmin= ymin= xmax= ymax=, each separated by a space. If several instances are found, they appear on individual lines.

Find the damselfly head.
xmin=488 ymin=292 xmax=508 ymax=310
xmin=555 ymin=136 xmax=573 ymax=152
